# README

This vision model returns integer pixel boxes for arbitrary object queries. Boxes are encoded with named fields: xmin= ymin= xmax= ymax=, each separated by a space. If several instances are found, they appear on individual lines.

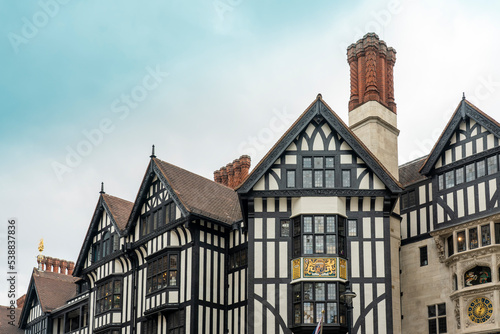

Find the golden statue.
xmin=38 ymin=238 xmax=44 ymax=253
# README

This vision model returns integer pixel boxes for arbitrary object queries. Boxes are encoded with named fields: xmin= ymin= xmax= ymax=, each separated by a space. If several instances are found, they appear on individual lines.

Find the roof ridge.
xmin=399 ymin=155 xmax=428 ymax=168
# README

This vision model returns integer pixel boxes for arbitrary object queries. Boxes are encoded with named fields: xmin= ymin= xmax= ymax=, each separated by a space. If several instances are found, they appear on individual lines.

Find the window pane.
xmin=326 ymin=303 xmax=337 ymax=324
xmin=281 ymin=220 xmax=290 ymax=237
xmin=481 ymin=225 xmax=491 ymax=246
xmin=438 ymin=174 xmax=444 ymax=191
xmin=170 ymin=255 xmax=178 ymax=269
xmin=438 ymin=317 xmax=447 ymax=333
xmin=314 ymin=170 xmax=323 ymax=187
xmin=304 ymin=217 xmax=313 ymax=232
xmin=315 ymin=236 xmax=324 ymax=253
xmin=304 ymin=283 xmax=313 ymax=300
xmin=447 ymin=235 xmax=454 ymax=257
xmin=428 ymin=305 xmax=436 ymax=318
xmin=293 ymin=237 xmax=301 ymax=257
xmin=466 ymin=163 xmax=475 ymax=182
xmin=457 ymin=231 xmax=466 ymax=252
xmin=488 ymin=156 xmax=498 ymax=174
xmin=420 ymin=246 xmax=428 ymax=266
xmin=294 ymin=305 xmax=301 ymax=324
xmin=326 ymin=235 xmax=336 ymax=254
xmin=326 ymin=157 xmax=334 ymax=168
xmin=437 ymin=303 xmax=446 ymax=316
xmin=469 ymin=228 xmax=478 ymax=249
xmin=495 ymin=223 xmax=500 ymax=244
xmin=327 ymin=283 xmax=336 ymax=300
xmin=456 ymin=168 xmax=464 ymax=184
xmin=304 ymin=235 xmax=313 ymax=254
xmin=293 ymin=217 xmax=301 ymax=236
xmin=114 ymin=280 xmax=121 ymax=294
xmin=316 ymin=303 xmax=325 ymax=323
xmin=287 ymin=170 xmax=295 ymax=188
xmin=303 ymin=303 xmax=314 ymax=324
xmin=348 ymin=220 xmax=357 ymax=237
xmin=428 ymin=319 xmax=437 ymax=334
xmin=408 ymin=191 xmax=416 ymax=207
xmin=402 ymin=193 xmax=408 ymax=209
xmin=477 ymin=160 xmax=486 ymax=178
xmin=303 ymin=170 xmax=312 ymax=188
xmin=314 ymin=157 xmax=323 ymax=168
xmin=326 ymin=216 xmax=336 ymax=232
xmin=342 ymin=170 xmax=351 ymax=187
xmin=325 ymin=170 xmax=335 ymax=187
xmin=315 ymin=216 xmax=324 ymax=233
xmin=293 ymin=284 xmax=301 ymax=303
xmin=315 ymin=283 xmax=325 ymax=301
xmin=445 ymin=171 xmax=454 ymax=188
xmin=303 ymin=157 xmax=312 ymax=168
xmin=169 ymin=270 xmax=177 ymax=286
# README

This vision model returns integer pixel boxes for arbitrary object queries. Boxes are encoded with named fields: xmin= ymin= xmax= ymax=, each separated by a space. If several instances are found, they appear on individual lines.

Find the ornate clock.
xmin=467 ymin=297 xmax=493 ymax=324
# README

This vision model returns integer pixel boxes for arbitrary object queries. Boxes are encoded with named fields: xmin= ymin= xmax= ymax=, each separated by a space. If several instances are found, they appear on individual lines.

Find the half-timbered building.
xmin=16 ymin=33 xmax=500 ymax=334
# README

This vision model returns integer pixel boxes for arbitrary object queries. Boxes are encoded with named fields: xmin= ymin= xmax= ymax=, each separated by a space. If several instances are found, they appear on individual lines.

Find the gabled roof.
xmin=32 ymin=270 xmax=78 ymax=312
xmin=420 ymin=98 xmax=500 ymax=175
xmin=125 ymin=158 xmax=242 ymax=233
xmin=102 ymin=194 xmax=133 ymax=231
xmin=237 ymin=94 xmax=403 ymax=194
xmin=153 ymin=158 xmax=242 ymax=224
xmin=19 ymin=269 xmax=78 ymax=328
xmin=73 ymin=193 xmax=132 ymax=276
xmin=399 ymin=156 xmax=429 ymax=187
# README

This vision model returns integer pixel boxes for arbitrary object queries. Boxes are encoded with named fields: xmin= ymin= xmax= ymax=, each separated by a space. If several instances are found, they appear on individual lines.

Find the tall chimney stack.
xmin=347 ymin=34 xmax=401 ymax=334
xmin=347 ymin=33 xmax=399 ymax=179
xmin=347 ymin=32 xmax=397 ymax=113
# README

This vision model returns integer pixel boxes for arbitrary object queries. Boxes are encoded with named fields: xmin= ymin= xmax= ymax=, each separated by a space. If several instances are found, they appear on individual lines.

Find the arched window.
xmin=464 ymin=266 xmax=491 ymax=287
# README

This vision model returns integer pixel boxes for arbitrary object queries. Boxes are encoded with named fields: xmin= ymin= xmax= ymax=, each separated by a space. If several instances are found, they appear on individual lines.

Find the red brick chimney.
xmin=36 ymin=255 xmax=75 ymax=276
xmin=347 ymin=33 xmax=396 ymax=113
xmin=213 ymin=155 xmax=251 ymax=189
xmin=227 ymin=163 xmax=235 ymax=188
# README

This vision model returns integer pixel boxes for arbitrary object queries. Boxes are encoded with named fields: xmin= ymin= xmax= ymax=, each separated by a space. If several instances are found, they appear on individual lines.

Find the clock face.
xmin=468 ymin=297 xmax=493 ymax=324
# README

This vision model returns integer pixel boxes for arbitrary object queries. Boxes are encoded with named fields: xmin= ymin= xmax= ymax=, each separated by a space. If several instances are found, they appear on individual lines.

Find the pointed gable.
xmin=420 ymin=99 xmax=500 ymax=175
xmin=73 ymin=193 xmax=132 ymax=276
xmin=237 ymin=94 xmax=402 ymax=194
xmin=19 ymin=269 xmax=78 ymax=328
xmin=102 ymin=194 xmax=133 ymax=231
xmin=153 ymin=158 xmax=242 ymax=224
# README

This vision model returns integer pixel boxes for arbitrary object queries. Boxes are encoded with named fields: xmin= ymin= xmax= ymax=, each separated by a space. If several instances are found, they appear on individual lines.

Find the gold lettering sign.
xmin=292 ymin=259 xmax=301 ymax=280
xmin=339 ymin=258 xmax=347 ymax=279
xmin=303 ymin=258 xmax=336 ymax=278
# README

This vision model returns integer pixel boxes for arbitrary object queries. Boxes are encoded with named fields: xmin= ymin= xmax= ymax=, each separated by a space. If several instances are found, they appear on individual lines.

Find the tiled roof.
xmin=102 ymin=194 xmax=133 ymax=231
xmin=399 ymin=156 xmax=428 ymax=187
xmin=32 ymin=269 xmax=78 ymax=313
xmin=0 ymin=307 xmax=23 ymax=333
xmin=154 ymin=158 xmax=242 ymax=224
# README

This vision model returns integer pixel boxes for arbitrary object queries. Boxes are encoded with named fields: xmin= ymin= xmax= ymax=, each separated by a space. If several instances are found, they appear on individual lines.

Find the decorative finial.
xmin=150 ymin=145 xmax=156 ymax=158
xmin=462 ymin=92 xmax=465 ymax=100
xmin=317 ymin=93 xmax=322 ymax=99
xmin=100 ymin=182 xmax=105 ymax=194
xmin=38 ymin=239 xmax=44 ymax=253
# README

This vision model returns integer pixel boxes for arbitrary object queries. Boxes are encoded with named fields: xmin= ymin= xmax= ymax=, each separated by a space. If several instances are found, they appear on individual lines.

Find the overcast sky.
xmin=1 ymin=0 xmax=500 ymax=305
